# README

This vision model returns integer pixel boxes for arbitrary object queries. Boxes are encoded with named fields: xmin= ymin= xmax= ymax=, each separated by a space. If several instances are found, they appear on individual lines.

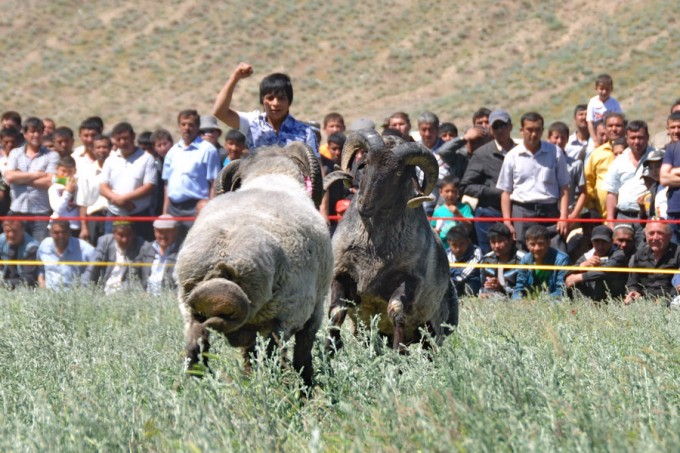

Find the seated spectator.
xmin=625 ymin=220 xmax=680 ymax=305
xmin=0 ymin=219 xmax=39 ymax=289
xmin=565 ymin=225 xmax=628 ymax=301
xmin=48 ymin=155 xmax=80 ymax=236
xmin=432 ymin=175 xmax=473 ymax=247
xmin=480 ymin=223 xmax=526 ymax=298
xmin=613 ymin=223 xmax=636 ymax=259
xmin=222 ymin=129 xmax=247 ymax=166
xmin=513 ymin=225 xmax=570 ymax=299
xmin=92 ymin=221 xmax=147 ymax=295
xmin=37 ymin=220 xmax=95 ymax=290
xmin=446 ymin=225 xmax=482 ymax=296
xmin=136 ymin=215 xmax=179 ymax=295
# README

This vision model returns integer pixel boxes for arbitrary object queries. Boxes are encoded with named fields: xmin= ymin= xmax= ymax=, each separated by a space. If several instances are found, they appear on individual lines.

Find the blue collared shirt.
xmin=162 ymin=136 xmax=221 ymax=203
xmin=238 ymin=110 xmax=319 ymax=155
xmin=38 ymin=237 xmax=95 ymax=289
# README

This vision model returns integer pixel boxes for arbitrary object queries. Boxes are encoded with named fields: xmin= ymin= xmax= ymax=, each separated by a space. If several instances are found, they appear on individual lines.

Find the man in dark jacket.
xmin=0 ymin=219 xmax=39 ymax=288
xmin=92 ymin=221 xmax=147 ymax=294
xmin=135 ymin=215 xmax=179 ymax=295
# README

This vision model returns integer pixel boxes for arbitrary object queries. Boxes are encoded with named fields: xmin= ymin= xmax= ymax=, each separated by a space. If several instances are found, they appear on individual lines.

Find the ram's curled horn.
xmin=341 ymin=129 xmax=385 ymax=173
xmin=323 ymin=170 xmax=354 ymax=191
xmin=214 ymin=159 xmax=242 ymax=195
xmin=281 ymin=142 xmax=324 ymax=208
xmin=392 ymin=143 xmax=439 ymax=208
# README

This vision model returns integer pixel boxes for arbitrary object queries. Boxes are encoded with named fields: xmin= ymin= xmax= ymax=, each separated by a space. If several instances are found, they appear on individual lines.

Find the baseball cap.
xmin=591 ymin=225 xmax=613 ymax=242
xmin=488 ymin=109 xmax=511 ymax=126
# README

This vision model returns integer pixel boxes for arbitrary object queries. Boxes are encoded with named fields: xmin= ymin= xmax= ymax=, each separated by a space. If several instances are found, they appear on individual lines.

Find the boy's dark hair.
xmin=0 ymin=126 xmax=22 ymax=140
xmin=93 ymin=134 xmax=112 ymax=146
xmin=625 ymin=120 xmax=649 ymax=136
xmin=487 ymin=223 xmax=513 ymax=241
xmin=57 ymin=155 xmax=76 ymax=168
xmin=446 ymin=225 xmax=470 ymax=243
xmin=111 ymin=122 xmax=134 ymax=137
xmin=548 ymin=121 xmax=569 ymax=138
xmin=440 ymin=174 xmax=460 ymax=188
xmin=472 ymin=108 xmax=491 ymax=124
xmin=259 ymin=73 xmax=293 ymax=105
xmin=525 ymin=224 xmax=550 ymax=241
xmin=595 ymin=73 xmax=613 ymax=87
xmin=327 ymin=132 xmax=346 ymax=148
xmin=54 ymin=126 xmax=74 ymax=139
xmin=574 ymin=104 xmax=587 ymax=116
xmin=667 ymin=111 xmax=680 ymax=123
xmin=22 ymin=117 xmax=44 ymax=132
xmin=323 ymin=112 xmax=344 ymax=127
xmin=150 ymin=128 xmax=173 ymax=145
xmin=440 ymin=122 xmax=458 ymax=137
xmin=224 ymin=129 xmax=246 ymax=145
xmin=612 ymin=137 xmax=627 ymax=147
xmin=79 ymin=117 xmax=103 ymax=134
xmin=177 ymin=109 xmax=199 ymax=125
xmin=137 ymin=131 xmax=153 ymax=147
xmin=520 ymin=112 xmax=544 ymax=128
xmin=1 ymin=111 xmax=22 ymax=127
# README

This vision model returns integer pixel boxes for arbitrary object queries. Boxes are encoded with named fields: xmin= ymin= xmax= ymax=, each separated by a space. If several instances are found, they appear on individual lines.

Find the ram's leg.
xmin=184 ymin=318 xmax=211 ymax=373
xmin=326 ymin=274 xmax=357 ymax=354
xmin=294 ymin=307 xmax=322 ymax=388
xmin=388 ymin=281 xmax=415 ymax=353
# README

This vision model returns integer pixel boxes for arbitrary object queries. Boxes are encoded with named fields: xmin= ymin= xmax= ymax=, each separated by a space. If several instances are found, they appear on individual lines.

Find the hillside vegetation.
xmin=1 ymin=0 xmax=678 ymax=135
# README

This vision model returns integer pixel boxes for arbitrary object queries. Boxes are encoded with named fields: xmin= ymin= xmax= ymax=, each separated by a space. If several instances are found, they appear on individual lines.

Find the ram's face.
xmin=356 ymin=150 xmax=412 ymax=217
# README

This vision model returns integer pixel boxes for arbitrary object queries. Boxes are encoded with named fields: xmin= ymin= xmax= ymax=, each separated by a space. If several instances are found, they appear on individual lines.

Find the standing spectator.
xmin=162 ymin=110 xmax=220 ymax=242
xmin=547 ymin=121 xmax=585 ymax=219
xmin=565 ymin=104 xmax=589 ymax=161
xmin=319 ymin=112 xmax=346 ymax=159
xmin=0 ymin=126 xmax=23 ymax=215
xmin=198 ymin=115 xmax=225 ymax=161
xmin=53 ymin=127 xmax=75 ymax=158
xmin=479 ymin=223 xmax=526 ymax=298
xmin=77 ymin=134 xmax=111 ymax=245
xmin=148 ymin=129 xmax=174 ymax=216
xmin=37 ymin=220 xmax=95 ymax=289
xmin=5 ymin=117 xmax=59 ymax=242
xmin=472 ymin=108 xmax=491 ymax=128
xmin=100 ymin=122 xmax=158 ymax=241
xmin=584 ymin=112 xmax=626 ymax=218
xmin=136 ymin=215 xmax=179 ymax=295
xmin=650 ymin=100 xmax=680 ymax=149
xmin=42 ymin=118 xmax=55 ymax=137
xmin=586 ymin=74 xmax=622 ymax=147
xmin=496 ymin=112 xmax=570 ymax=250
xmin=72 ymin=117 xmax=103 ymax=176
xmin=222 ymin=129 xmax=247 ymax=166
xmin=213 ymin=62 xmax=318 ymax=153
xmin=417 ymin=111 xmax=444 ymax=152
xmin=92 ymin=221 xmax=147 ymax=295
xmin=512 ymin=225 xmax=570 ymax=300
xmin=625 ymin=220 xmax=680 ymax=305
xmin=387 ymin=112 xmax=414 ymax=142
xmin=320 ymin=132 xmax=347 ymax=234
xmin=660 ymin=138 xmax=680 ymax=244
xmin=565 ymin=225 xmax=628 ymax=301
xmin=1 ymin=111 xmax=22 ymax=131
xmin=439 ymin=122 xmax=458 ymax=142
xmin=603 ymin=120 xmax=653 ymax=246
xmin=0 ymin=219 xmax=39 ymax=289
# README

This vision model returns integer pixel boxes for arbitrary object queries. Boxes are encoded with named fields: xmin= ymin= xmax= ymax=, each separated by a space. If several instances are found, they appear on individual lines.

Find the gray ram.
xmin=324 ymin=130 xmax=459 ymax=352
xmin=176 ymin=143 xmax=332 ymax=386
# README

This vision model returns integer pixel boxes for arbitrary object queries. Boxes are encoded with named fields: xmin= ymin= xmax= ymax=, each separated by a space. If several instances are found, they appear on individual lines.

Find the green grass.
xmin=0 ymin=288 xmax=678 ymax=450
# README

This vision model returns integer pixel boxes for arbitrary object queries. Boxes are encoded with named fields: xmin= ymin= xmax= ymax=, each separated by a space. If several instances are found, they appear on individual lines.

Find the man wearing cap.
xmin=625 ymin=220 xmax=680 ymax=305
xmin=602 ymin=120 xmax=653 ymax=246
xmin=91 ymin=221 xmax=147 ymax=294
xmin=162 ymin=110 xmax=221 ymax=242
xmin=497 ymin=112 xmax=571 ymax=251
xmin=584 ymin=112 xmax=626 ymax=218
xmin=565 ymin=225 xmax=628 ymax=301
xmin=198 ymin=115 xmax=227 ymax=162
xmin=460 ymin=109 xmax=517 ymax=254
xmin=638 ymin=149 xmax=665 ymax=220
xmin=136 ymin=214 xmax=179 ymax=295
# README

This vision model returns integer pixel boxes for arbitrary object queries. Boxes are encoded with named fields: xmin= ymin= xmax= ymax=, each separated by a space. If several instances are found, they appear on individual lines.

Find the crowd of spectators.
xmin=1 ymin=67 xmax=679 ymax=305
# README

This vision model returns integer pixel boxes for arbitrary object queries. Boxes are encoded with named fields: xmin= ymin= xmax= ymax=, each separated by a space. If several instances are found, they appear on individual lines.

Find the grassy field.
xmin=0 ymin=0 xmax=678 ymax=136
xmin=0 ymin=287 xmax=678 ymax=451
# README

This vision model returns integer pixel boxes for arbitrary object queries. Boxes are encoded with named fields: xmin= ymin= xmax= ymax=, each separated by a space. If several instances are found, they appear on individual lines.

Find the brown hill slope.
xmin=0 ymin=0 xmax=677 ymax=135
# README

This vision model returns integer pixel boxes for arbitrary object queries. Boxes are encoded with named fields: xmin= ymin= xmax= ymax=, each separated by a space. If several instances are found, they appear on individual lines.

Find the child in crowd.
xmin=321 ymin=132 xmax=348 ymax=234
xmin=439 ymin=122 xmax=458 ymax=142
xmin=446 ymin=225 xmax=482 ymax=296
xmin=480 ymin=223 xmax=526 ymax=298
xmin=0 ymin=127 xmax=21 ymax=215
xmin=77 ymin=134 xmax=112 ymax=245
xmin=587 ymin=74 xmax=622 ymax=147
xmin=53 ymin=127 xmax=75 ymax=158
xmin=548 ymin=121 xmax=585 ymax=218
xmin=49 ymin=156 xmax=80 ymax=237
xmin=432 ymin=175 xmax=473 ymax=247
xmin=42 ymin=133 xmax=55 ymax=151
xmin=319 ymin=112 xmax=345 ymax=160
xmin=150 ymin=128 xmax=174 ymax=160
xmin=137 ymin=131 xmax=154 ymax=155
xmin=612 ymin=136 xmax=627 ymax=156
xmin=223 ymin=129 xmax=247 ymax=166
xmin=513 ymin=225 xmax=570 ymax=299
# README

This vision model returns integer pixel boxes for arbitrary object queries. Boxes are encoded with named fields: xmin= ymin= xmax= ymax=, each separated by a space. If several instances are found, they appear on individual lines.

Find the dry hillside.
xmin=0 ymin=0 xmax=677 ymax=136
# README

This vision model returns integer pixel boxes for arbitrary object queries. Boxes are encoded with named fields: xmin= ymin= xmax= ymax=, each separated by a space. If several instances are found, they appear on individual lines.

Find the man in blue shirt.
xmin=37 ymin=220 xmax=95 ymax=289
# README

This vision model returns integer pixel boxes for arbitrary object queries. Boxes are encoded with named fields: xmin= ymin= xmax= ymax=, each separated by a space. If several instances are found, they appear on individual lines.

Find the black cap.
xmin=591 ymin=225 xmax=613 ymax=242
